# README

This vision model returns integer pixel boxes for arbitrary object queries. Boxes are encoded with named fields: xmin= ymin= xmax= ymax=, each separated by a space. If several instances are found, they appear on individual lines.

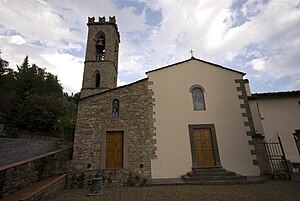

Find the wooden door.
xmin=194 ymin=128 xmax=215 ymax=166
xmin=105 ymin=131 xmax=123 ymax=169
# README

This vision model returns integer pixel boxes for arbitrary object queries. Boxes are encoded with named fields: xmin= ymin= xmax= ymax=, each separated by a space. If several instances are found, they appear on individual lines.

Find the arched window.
xmin=112 ymin=99 xmax=119 ymax=117
xmin=191 ymin=87 xmax=205 ymax=110
xmin=95 ymin=73 xmax=100 ymax=88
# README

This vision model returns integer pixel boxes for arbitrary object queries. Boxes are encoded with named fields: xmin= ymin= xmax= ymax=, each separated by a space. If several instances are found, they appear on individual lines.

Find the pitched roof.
xmin=249 ymin=90 xmax=300 ymax=100
xmin=80 ymin=57 xmax=245 ymax=100
xmin=146 ymin=56 xmax=246 ymax=75
xmin=80 ymin=78 xmax=148 ymax=100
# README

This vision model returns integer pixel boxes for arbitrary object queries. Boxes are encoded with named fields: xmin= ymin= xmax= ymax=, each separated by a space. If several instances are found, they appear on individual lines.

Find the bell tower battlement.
xmin=81 ymin=16 xmax=120 ymax=98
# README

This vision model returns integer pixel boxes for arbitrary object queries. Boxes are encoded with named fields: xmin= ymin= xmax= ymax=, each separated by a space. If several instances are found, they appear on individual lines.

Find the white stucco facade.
xmin=250 ymin=95 xmax=300 ymax=163
xmin=147 ymin=59 xmax=260 ymax=179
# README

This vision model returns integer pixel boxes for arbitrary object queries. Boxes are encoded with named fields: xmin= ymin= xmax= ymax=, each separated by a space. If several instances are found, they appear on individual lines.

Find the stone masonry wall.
xmin=73 ymin=79 xmax=156 ymax=179
xmin=235 ymin=79 xmax=258 ymax=166
xmin=66 ymin=169 xmax=147 ymax=188
xmin=81 ymin=17 xmax=120 ymax=98
xmin=29 ymin=175 xmax=66 ymax=201
xmin=0 ymin=146 xmax=72 ymax=198
xmin=81 ymin=61 xmax=118 ymax=98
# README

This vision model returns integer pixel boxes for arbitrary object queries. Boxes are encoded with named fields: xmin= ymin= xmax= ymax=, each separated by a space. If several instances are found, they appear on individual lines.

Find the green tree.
xmin=16 ymin=57 xmax=63 ymax=98
xmin=54 ymin=115 xmax=76 ymax=141
xmin=0 ymin=51 xmax=14 ymax=88
xmin=1 ymin=54 xmax=79 ymax=139
xmin=0 ymin=50 xmax=9 ymax=78
xmin=0 ymin=51 xmax=17 ymax=117
xmin=10 ymin=56 xmax=66 ymax=133
xmin=13 ymin=94 xmax=67 ymax=132
xmin=54 ymin=92 xmax=81 ymax=141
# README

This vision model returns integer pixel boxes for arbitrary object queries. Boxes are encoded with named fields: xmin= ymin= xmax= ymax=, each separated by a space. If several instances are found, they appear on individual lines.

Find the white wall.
xmin=254 ymin=97 xmax=300 ymax=162
xmin=148 ymin=59 xmax=260 ymax=178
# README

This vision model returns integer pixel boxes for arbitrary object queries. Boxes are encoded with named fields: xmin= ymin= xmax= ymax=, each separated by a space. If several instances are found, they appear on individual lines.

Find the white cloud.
xmin=248 ymin=58 xmax=266 ymax=71
xmin=117 ymin=79 xmax=129 ymax=87
xmin=139 ymin=0 xmax=300 ymax=91
xmin=0 ymin=31 xmax=84 ymax=93
xmin=42 ymin=52 xmax=84 ymax=91
xmin=9 ymin=35 xmax=26 ymax=45
xmin=0 ymin=0 xmax=299 ymax=93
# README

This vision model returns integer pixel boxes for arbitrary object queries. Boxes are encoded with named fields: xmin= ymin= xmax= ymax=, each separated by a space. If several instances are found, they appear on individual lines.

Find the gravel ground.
xmin=45 ymin=181 xmax=300 ymax=201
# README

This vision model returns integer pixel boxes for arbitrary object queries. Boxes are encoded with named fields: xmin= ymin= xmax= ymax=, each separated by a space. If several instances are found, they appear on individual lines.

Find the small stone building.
xmin=72 ymin=16 xmax=262 ymax=180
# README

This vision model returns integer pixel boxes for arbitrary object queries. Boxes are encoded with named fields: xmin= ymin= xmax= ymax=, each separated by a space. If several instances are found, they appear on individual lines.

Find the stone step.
xmin=187 ymin=170 xmax=236 ymax=176
xmin=185 ymin=179 xmax=249 ymax=185
xmin=191 ymin=167 xmax=225 ymax=173
xmin=148 ymin=175 xmax=269 ymax=186
xmin=291 ymin=173 xmax=300 ymax=182
xmin=1 ymin=175 xmax=66 ymax=201
xmin=182 ymin=175 xmax=246 ymax=182
xmin=182 ymin=167 xmax=248 ymax=184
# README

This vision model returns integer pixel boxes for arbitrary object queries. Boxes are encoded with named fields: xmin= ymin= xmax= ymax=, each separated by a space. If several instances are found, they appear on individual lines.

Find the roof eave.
xmin=146 ymin=57 xmax=246 ymax=76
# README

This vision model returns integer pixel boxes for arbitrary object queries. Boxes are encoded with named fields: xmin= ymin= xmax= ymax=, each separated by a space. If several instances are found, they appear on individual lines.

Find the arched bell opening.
xmin=94 ymin=31 xmax=106 ymax=60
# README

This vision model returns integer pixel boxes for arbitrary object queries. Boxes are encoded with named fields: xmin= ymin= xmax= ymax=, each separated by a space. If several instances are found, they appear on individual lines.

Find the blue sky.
xmin=0 ymin=0 xmax=299 ymax=93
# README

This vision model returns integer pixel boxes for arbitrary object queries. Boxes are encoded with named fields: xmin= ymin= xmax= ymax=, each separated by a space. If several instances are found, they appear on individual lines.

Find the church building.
xmin=72 ymin=16 xmax=262 ymax=181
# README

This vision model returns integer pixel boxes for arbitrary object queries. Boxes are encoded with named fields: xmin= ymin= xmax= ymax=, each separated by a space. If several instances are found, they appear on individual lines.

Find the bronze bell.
xmin=88 ymin=172 xmax=104 ymax=196
xmin=96 ymin=38 xmax=105 ymax=55
xmin=96 ymin=39 xmax=104 ymax=48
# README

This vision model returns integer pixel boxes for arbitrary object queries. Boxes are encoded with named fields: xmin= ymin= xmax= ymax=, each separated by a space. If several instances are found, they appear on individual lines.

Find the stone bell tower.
xmin=81 ymin=16 xmax=120 ymax=98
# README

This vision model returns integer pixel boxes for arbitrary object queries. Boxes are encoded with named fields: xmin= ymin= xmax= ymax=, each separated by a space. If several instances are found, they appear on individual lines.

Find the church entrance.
xmin=193 ymin=128 xmax=215 ymax=166
xmin=105 ymin=131 xmax=123 ymax=169
xmin=189 ymin=124 xmax=221 ymax=167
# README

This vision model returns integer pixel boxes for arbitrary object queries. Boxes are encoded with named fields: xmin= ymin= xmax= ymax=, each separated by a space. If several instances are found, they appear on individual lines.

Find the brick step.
xmin=182 ymin=175 xmax=246 ymax=181
xmin=1 ymin=175 xmax=66 ymax=201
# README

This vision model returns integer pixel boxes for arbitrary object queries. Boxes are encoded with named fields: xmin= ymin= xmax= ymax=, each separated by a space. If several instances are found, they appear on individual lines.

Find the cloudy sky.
xmin=0 ymin=0 xmax=299 ymax=93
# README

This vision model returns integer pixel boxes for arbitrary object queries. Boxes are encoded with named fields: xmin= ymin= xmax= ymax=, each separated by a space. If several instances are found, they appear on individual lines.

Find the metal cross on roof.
xmin=190 ymin=49 xmax=194 ymax=57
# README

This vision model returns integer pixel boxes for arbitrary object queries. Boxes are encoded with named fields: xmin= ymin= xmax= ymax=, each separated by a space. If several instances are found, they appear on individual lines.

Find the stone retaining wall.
xmin=0 ymin=146 xmax=73 ymax=198
xmin=27 ymin=175 xmax=67 ymax=201
xmin=66 ymin=169 xmax=147 ymax=189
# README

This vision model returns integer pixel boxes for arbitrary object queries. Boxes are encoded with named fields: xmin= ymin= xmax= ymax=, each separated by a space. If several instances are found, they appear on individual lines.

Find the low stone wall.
xmin=66 ymin=169 xmax=148 ymax=189
xmin=28 ymin=175 xmax=67 ymax=201
xmin=0 ymin=146 xmax=73 ymax=198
